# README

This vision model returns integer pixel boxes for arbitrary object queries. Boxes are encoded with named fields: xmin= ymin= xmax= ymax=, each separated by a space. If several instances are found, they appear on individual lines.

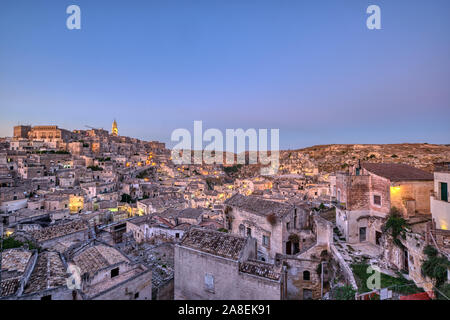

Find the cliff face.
xmin=279 ymin=143 xmax=450 ymax=174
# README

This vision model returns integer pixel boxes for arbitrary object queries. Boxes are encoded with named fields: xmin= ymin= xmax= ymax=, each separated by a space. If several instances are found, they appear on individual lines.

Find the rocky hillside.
xmin=279 ymin=143 xmax=450 ymax=174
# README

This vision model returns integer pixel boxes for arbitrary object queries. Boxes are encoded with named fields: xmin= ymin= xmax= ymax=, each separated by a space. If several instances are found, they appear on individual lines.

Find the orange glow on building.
xmin=390 ymin=186 xmax=401 ymax=194
xmin=69 ymin=195 xmax=84 ymax=213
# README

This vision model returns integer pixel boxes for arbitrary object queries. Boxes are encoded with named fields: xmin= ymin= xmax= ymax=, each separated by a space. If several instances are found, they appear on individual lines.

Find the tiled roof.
xmin=1 ymin=249 xmax=32 ymax=273
xmin=224 ymin=194 xmax=293 ymax=217
xmin=180 ymin=228 xmax=246 ymax=260
xmin=160 ymin=208 xmax=204 ymax=219
xmin=31 ymin=220 xmax=88 ymax=242
xmin=23 ymin=251 xmax=67 ymax=294
xmin=72 ymin=244 xmax=129 ymax=276
xmin=0 ymin=277 xmax=21 ymax=297
xmin=362 ymin=163 xmax=433 ymax=181
xmin=239 ymin=260 xmax=281 ymax=281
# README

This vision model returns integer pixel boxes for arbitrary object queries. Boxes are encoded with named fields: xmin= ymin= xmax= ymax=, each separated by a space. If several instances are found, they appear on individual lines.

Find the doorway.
xmin=441 ymin=182 xmax=448 ymax=202
xmin=359 ymin=227 xmax=367 ymax=242
xmin=285 ymin=241 xmax=292 ymax=255
xmin=376 ymin=231 xmax=382 ymax=246
xmin=403 ymin=249 xmax=409 ymax=274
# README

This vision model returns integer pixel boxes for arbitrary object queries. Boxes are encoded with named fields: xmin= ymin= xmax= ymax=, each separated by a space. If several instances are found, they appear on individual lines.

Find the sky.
xmin=0 ymin=0 xmax=449 ymax=150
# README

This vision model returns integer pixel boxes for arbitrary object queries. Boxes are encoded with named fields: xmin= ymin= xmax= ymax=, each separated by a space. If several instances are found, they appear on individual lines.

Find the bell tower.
xmin=111 ymin=119 xmax=118 ymax=136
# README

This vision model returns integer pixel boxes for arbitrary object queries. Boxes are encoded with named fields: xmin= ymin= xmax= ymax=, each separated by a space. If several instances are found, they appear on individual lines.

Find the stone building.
xmin=29 ymin=220 xmax=89 ymax=249
xmin=333 ymin=162 xmax=434 ymax=244
xmin=66 ymin=241 xmax=152 ymax=300
xmin=224 ymin=194 xmax=312 ymax=262
xmin=431 ymin=162 xmax=450 ymax=232
xmin=0 ymin=248 xmax=36 ymax=300
xmin=19 ymin=251 xmax=73 ymax=300
xmin=28 ymin=125 xmax=76 ymax=144
xmin=174 ymin=227 xmax=285 ymax=300
xmin=13 ymin=125 xmax=31 ymax=139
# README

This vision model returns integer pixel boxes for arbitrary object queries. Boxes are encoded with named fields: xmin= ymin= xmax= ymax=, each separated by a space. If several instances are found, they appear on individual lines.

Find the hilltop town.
xmin=0 ymin=122 xmax=449 ymax=300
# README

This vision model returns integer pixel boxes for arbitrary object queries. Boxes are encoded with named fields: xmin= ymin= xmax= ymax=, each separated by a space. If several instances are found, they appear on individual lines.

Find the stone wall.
xmin=229 ymin=207 xmax=285 ymax=262
xmin=174 ymin=245 xmax=281 ymax=300
xmin=90 ymin=270 xmax=152 ymax=300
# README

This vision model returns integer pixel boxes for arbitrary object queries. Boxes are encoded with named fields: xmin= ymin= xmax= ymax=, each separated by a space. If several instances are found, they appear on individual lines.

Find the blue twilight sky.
xmin=0 ymin=0 xmax=449 ymax=149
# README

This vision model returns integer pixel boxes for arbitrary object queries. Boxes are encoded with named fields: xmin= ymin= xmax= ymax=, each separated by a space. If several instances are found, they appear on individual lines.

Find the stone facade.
xmin=174 ymin=228 xmax=284 ymax=300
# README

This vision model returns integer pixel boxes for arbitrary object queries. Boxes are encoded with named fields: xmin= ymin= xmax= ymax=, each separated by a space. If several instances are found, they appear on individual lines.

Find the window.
xmin=373 ymin=195 xmax=381 ymax=206
xmin=246 ymin=227 xmax=251 ymax=237
xmin=111 ymin=267 xmax=119 ymax=278
xmin=134 ymin=292 xmax=139 ymax=299
xmin=286 ymin=222 xmax=290 ymax=230
xmin=175 ymin=233 xmax=180 ymax=239
xmin=204 ymin=273 xmax=214 ymax=293
xmin=440 ymin=182 xmax=448 ymax=202
xmin=359 ymin=227 xmax=367 ymax=242
xmin=303 ymin=271 xmax=311 ymax=281
xmin=262 ymin=235 xmax=270 ymax=247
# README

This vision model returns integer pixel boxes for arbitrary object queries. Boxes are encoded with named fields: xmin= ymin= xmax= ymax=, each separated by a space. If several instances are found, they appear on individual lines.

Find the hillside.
xmin=279 ymin=143 xmax=450 ymax=174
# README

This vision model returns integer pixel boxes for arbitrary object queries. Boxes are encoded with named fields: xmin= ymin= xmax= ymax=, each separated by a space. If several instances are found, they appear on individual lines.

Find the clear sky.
xmin=0 ymin=0 xmax=449 ymax=149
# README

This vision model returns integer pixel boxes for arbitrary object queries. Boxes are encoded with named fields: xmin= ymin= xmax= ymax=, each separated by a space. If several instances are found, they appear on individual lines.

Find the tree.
xmin=436 ymin=283 xmax=450 ymax=300
xmin=421 ymin=245 xmax=450 ymax=288
xmin=383 ymin=207 xmax=408 ymax=248
xmin=333 ymin=285 xmax=356 ymax=300
xmin=87 ymin=165 xmax=103 ymax=171
xmin=121 ymin=193 xmax=132 ymax=203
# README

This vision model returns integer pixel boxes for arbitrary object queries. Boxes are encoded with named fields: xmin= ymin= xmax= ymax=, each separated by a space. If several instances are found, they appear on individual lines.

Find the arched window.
xmin=303 ymin=270 xmax=310 ymax=281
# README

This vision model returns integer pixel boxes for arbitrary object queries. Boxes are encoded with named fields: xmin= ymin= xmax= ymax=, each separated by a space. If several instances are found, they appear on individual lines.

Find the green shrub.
xmin=421 ymin=245 xmax=450 ymax=287
xmin=383 ymin=207 xmax=408 ymax=248
xmin=333 ymin=285 xmax=356 ymax=300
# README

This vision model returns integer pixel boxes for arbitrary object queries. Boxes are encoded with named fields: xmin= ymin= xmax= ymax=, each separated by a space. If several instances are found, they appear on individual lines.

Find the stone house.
xmin=19 ymin=251 xmax=74 ymax=300
xmin=333 ymin=162 xmax=434 ymax=245
xmin=174 ymin=227 xmax=285 ymax=300
xmin=224 ymin=194 xmax=312 ymax=263
xmin=29 ymin=220 xmax=89 ymax=250
xmin=431 ymin=162 xmax=450 ymax=232
xmin=66 ymin=241 xmax=152 ymax=300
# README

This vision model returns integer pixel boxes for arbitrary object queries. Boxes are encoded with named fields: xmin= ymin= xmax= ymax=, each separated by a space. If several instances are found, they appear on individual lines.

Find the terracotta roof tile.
xmin=362 ymin=163 xmax=433 ymax=181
